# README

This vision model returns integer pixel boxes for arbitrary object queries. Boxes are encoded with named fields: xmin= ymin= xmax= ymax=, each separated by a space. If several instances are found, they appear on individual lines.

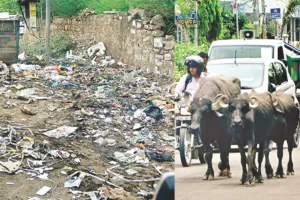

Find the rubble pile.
xmin=0 ymin=43 xmax=174 ymax=199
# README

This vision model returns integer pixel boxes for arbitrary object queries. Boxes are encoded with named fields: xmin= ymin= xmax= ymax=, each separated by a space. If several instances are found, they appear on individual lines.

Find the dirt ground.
xmin=0 ymin=60 xmax=174 ymax=200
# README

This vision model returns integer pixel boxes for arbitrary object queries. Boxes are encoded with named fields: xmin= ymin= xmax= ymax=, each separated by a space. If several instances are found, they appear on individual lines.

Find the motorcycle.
xmin=175 ymin=92 xmax=206 ymax=167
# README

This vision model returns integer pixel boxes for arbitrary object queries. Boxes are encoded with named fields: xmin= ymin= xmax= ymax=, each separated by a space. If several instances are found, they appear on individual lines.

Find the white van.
xmin=208 ymin=39 xmax=287 ymax=62
xmin=207 ymin=58 xmax=296 ymax=97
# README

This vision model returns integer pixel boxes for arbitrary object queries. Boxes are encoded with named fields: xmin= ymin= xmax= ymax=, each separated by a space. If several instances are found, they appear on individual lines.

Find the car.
xmin=207 ymin=58 xmax=300 ymax=147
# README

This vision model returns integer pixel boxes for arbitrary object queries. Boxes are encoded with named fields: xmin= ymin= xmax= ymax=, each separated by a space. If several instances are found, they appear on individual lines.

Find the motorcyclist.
xmin=174 ymin=55 xmax=206 ymax=150
xmin=174 ymin=55 xmax=206 ymax=100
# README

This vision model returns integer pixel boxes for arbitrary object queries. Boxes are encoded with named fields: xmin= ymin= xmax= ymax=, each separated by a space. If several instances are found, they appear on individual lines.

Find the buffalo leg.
xmin=264 ymin=140 xmax=274 ymax=179
xmin=217 ymin=138 xmax=232 ymax=178
xmin=287 ymin=137 xmax=295 ymax=175
xmin=275 ymin=141 xmax=285 ymax=178
xmin=256 ymin=143 xmax=264 ymax=183
xmin=237 ymin=142 xmax=247 ymax=185
xmin=203 ymin=144 xmax=214 ymax=180
xmin=245 ymin=141 xmax=255 ymax=186
xmin=251 ymin=148 xmax=257 ymax=178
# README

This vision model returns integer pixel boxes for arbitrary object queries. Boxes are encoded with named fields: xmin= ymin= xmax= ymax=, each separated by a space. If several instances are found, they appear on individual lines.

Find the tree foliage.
xmin=0 ymin=0 xmax=19 ymax=14
xmin=282 ymin=0 xmax=300 ymax=36
xmin=174 ymin=42 xmax=209 ymax=81
xmin=221 ymin=7 xmax=250 ymax=39
xmin=176 ymin=0 xmax=223 ymax=42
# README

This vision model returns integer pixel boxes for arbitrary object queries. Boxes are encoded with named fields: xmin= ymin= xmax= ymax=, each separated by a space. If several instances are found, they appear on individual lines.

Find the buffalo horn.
xmin=272 ymin=96 xmax=279 ymax=107
xmin=249 ymin=96 xmax=259 ymax=108
xmin=211 ymin=95 xmax=229 ymax=111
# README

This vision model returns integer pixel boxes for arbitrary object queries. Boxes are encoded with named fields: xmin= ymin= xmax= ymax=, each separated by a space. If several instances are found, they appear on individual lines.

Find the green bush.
xmin=19 ymin=38 xmax=45 ymax=56
xmin=175 ymin=42 xmax=210 ymax=81
xmin=20 ymin=32 xmax=74 ymax=58
xmin=50 ymin=32 xmax=74 ymax=58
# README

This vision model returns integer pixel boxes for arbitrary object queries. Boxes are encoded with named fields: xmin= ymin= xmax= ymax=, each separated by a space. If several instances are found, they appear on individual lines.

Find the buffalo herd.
xmin=186 ymin=75 xmax=299 ymax=186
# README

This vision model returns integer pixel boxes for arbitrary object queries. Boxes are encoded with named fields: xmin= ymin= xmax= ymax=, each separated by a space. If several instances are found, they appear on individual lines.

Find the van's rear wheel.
xmin=179 ymin=128 xmax=193 ymax=167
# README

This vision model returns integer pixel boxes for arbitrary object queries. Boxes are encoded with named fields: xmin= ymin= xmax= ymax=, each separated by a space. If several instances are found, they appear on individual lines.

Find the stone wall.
xmin=51 ymin=8 xmax=174 ymax=77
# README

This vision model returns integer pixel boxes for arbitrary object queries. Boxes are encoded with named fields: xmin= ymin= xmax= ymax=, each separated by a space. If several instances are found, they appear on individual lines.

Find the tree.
xmin=281 ymin=0 xmax=300 ymax=38
xmin=38 ymin=0 xmax=87 ymax=18
xmin=176 ymin=0 xmax=224 ymax=43
xmin=0 ymin=0 xmax=19 ymax=14
xmin=220 ymin=7 xmax=250 ymax=39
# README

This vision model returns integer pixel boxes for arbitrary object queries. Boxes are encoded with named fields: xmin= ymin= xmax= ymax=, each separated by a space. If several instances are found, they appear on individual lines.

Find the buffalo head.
xmin=188 ymin=94 xmax=229 ymax=132
xmin=228 ymin=95 xmax=259 ymax=131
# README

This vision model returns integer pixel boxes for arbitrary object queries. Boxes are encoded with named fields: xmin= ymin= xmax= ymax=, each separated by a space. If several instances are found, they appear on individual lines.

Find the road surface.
xmin=175 ymin=146 xmax=300 ymax=200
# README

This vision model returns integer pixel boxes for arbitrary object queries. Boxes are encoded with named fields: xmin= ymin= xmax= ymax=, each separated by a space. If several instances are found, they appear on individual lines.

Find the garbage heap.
xmin=0 ymin=42 xmax=175 ymax=200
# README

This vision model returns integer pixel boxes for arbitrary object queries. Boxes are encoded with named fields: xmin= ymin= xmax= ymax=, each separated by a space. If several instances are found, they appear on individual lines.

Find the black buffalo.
xmin=228 ymin=91 xmax=275 ymax=186
xmin=187 ymin=75 xmax=240 ymax=180
xmin=267 ymin=91 xmax=299 ymax=178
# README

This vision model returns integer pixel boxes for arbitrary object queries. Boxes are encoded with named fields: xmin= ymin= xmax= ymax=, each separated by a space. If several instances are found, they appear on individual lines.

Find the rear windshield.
xmin=209 ymin=45 xmax=274 ymax=60
xmin=207 ymin=63 xmax=265 ymax=89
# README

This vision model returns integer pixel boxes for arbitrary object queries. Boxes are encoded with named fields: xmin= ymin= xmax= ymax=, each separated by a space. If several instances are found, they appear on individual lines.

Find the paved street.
xmin=175 ymin=145 xmax=300 ymax=200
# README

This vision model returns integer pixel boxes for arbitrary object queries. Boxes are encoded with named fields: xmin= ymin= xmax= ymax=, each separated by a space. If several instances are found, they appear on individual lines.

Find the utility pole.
xmin=262 ymin=0 xmax=267 ymax=38
xmin=39 ymin=0 xmax=43 ymax=39
xmin=253 ymin=0 xmax=259 ymax=38
xmin=45 ymin=0 xmax=51 ymax=64
xmin=176 ymin=25 xmax=179 ymax=43
xmin=194 ymin=0 xmax=198 ymax=46
xmin=180 ymin=25 xmax=183 ymax=43
xmin=235 ymin=0 xmax=239 ymax=39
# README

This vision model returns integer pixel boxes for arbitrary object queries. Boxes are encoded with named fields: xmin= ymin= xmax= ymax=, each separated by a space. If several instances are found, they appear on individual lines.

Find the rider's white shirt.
xmin=175 ymin=73 xmax=208 ymax=99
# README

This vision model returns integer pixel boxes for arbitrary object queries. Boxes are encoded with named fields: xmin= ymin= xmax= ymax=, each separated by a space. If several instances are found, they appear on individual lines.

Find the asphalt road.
xmin=175 ymin=145 xmax=300 ymax=200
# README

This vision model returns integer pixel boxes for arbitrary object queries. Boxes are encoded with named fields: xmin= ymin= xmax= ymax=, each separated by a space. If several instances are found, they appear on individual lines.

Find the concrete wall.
xmin=50 ymin=9 xmax=174 ymax=77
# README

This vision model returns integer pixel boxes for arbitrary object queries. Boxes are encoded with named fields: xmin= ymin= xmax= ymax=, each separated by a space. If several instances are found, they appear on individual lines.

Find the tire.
xmin=198 ymin=146 xmax=206 ymax=163
xmin=294 ymin=122 xmax=300 ymax=148
xmin=179 ymin=128 xmax=193 ymax=167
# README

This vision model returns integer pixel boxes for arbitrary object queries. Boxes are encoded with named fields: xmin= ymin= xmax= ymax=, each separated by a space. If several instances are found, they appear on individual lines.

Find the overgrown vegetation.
xmin=0 ymin=0 xmax=19 ymax=14
xmin=174 ymin=42 xmax=210 ymax=81
xmin=1 ymin=0 xmax=175 ymax=35
xmin=20 ymin=32 xmax=74 ymax=58
xmin=282 ymin=0 xmax=300 ymax=37
xmin=41 ymin=0 xmax=175 ymax=35
xmin=176 ymin=0 xmax=223 ymax=43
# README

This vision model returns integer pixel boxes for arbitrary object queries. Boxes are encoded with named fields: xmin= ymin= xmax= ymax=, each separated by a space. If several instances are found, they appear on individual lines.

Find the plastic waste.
xmin=145 ymin=151 xmax=174 ymax=162
xmin=16 ymin=88 xmax=35 ymax=98
xmin=87 ymin=42 xmax=106 ymax=57
xmin=0 ymin=161 xmax=20 ymax=174
xmin=11 ymin=64 xmax=21 ymax=73
xmin=64 ymin=172 xmax=86 ymax=188
xmin=36 ymin=186 xmax=51 ymax=196
xmin=52 ymin=81 xmax=59 ymax=88
xmin=133 ymin=123 xmax=143 ymax=130
xmin=133 ymin=109 xmax=146 ymax=119
xmin=42 ymin=126 xmax=78 ymax=139
xmin=143 ymin=105 xmax=163 ymax=120
xmin=28 ymin=197 xmax=41 ymax=200
xmin=18 ymin=52 xmax=26 ymax=61
xmin=93 ymin=137 xmax=107 ymax=146
xmin=18 ymin=64 xmax=41 ymax=71
xmin=125 ymin=169 xmax=138 ymax=175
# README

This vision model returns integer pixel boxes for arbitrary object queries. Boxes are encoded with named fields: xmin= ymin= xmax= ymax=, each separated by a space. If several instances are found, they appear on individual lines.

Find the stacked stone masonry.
xmin=51 ymin=9 xmax=174 ymax=77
